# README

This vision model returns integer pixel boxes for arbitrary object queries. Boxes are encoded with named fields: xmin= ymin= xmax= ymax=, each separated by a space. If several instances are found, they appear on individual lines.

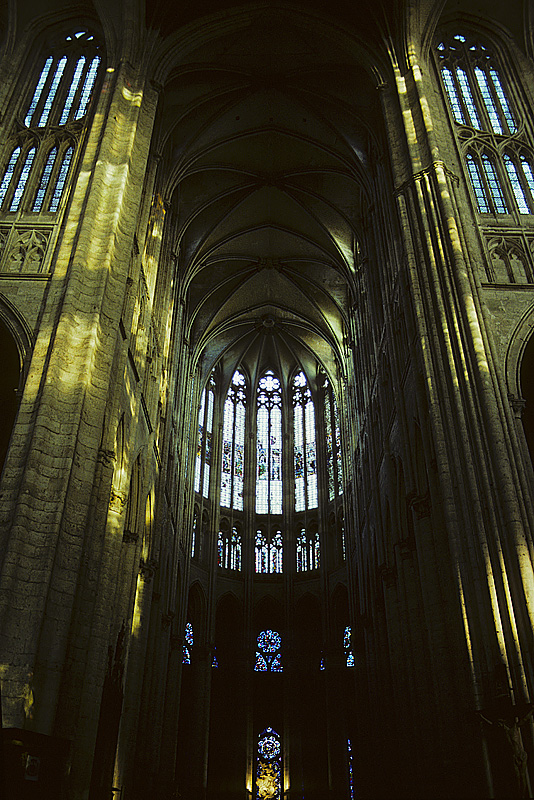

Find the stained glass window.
xmin=254 ymin=630 xmax=283 ymax=672
xmin=292 ymin=371 xmax=317 ymax=511
xmin=504 ymin=155 xmax=532 ymax=214
xmin=194 ymin=374 xmax=215 ymax=497
xmin=191 ymin=512 xmax=197 ymax=559
xmin=466 ymin=154 xmax=490 ymax=213
xmin=438 ymin=34 xmax=515 ymax=135
xmin=482 ymin=155 xmax=507 ymax=213
xmin=220 ymin=370 xmax=246 ymax=510
xmin=183 ymin=621 xmax=193 ymax=665
xmin=323 ymin=376 xmax=343 ymax=499
xmin=1 ymin=29 xmax=100 ymax=214
xmin=344 ymin=626 xmax=355 ymax=668
xmin=212 ymin=647 xmax=218 ymax=668
xmin=256 ymin=371 xmax=282 ymax=514
xmin=218 ymin=526 xmax=242 ymax=571
xmin=255 ymin=530 xmax=283 ymax=574
xmin=296 ymin=529 xmax=320 ymax=572
xmin=256 ymin=727 xmax=281 ymax=800
xmin=347 ymin=738 xmax=355 ymax=799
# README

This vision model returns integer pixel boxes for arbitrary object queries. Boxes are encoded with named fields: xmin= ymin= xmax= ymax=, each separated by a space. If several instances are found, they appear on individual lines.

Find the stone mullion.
xmin=0 ymin=61 xmax=157 ymax=740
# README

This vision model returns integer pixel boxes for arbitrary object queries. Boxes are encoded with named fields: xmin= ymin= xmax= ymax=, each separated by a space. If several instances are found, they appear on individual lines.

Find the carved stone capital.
xmin=98 ymin=448 xmax=115 ymax=466
xmin=109 ymin=490 xmax=126 ymax=514
xmin=139 ymin=558 xmax=158 ymax=582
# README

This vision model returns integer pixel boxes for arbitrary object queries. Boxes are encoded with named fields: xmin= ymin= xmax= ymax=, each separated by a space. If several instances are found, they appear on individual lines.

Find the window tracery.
xmin=0 ymin=29 xmax=101 ymax=215
xmin=296 ymin=528 xmax=320 ymax=572
xmin=256 ymin=727 xmax=282 ymax=800
xmin=438 ymin=31 xmax=534 ymax=217
xmin=254 ymin=630 xmax=283 ymax=672
xmin=255 ymin=529 xmax=283 ymax=574
xmin=218 ymin=525 xmax=242 ymax=571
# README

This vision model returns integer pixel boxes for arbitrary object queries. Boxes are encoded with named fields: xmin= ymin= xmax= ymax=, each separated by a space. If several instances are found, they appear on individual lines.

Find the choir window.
xmin=220 ymin=369 xmax=246 ymax=510
xmin=296 ymin=528 xmax=320 ymax=572
xmin=195 ymin=373 xmax=215 ymax=497
xmin=293 ymin=371 xmax=317 ymax=511
xmin=255 ymin=529 xmax=283 ymax=574
xmin=218 ymin=525 xmax=242 ymax=571
xmin=256 ymin=371 xmax=282 ymax=514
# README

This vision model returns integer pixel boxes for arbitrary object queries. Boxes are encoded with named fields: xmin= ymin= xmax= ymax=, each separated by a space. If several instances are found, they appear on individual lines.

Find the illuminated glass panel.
xmin=333 ymin=395 xmax=343 ymax=496
xmin=270 ymin=531 xmax=283 ymax=574
xmin=489 ymin=68 xmax=516 ymax=133
xmin=0 ymin=148 xmax=21 ymax=207
xmin=194 ymin=389 xmax=206 ymax=493
xmin=203 ymin=388 xmax=214 ymax=497
xmin=59 ymin=56 xmax=86 ymax=124
xmin=231 ymin=527 xmax=241 ymax=570
xmin=474 ymin=67 xmax=503 ymax=134
xmin=441 ymin=67 xmax=466 ymax=124
xmin=48 ymin=147 xmax=73 ymax=211
xmin=504 ymin=155 xmax=531 ymax=214
xmin=482 ymin=156 xmax=507 ymax=213
xmin=344 ymin=626 xmax=355 ymax=668
xmin=255 ymin=530 xmax=268 ymax=573
xmin=191 ymin=513 xmax=197 ymax=558
xmin=32 ymin=147 xmax=57 ymax=211
xmin=212 ymin=648 xmax=218 ymax=668
xmin=256 ymin=728 xmax=281 ymax=800
xmin=456 ymin=68 xmax=481 ymax=129
xmin=9 ymin=148 xmax=36 ymax=211
xmin=75 ymin=56 xmax=100 ymax=119
xmin=521 ymin=158 xmax=534 ymax=198
xmin=220 ymin=370 xmax=246 ymax=510
xmin=256 ymin=371 xmax=282 ymax=514
xmin=183 ymin=621 xmax=193 ymax=665
xmin=25 ymin=57 xmax=54 ymax=126
xmin=38 ymin=57 xmax=67 ymax=126
xmin=292 ymin=371 xmax=317 ymax=511
xmin=296 ymin=529 xmax=320 ymax=572
xmin=255 ymin=530 xmax=282 ymax=574
xmin=347 ymin=739 xmax=355 ymax=800
xmin=254 ymin=630 xmax=283 ymax=672
xmin=466 ymin=155 xmax=490 ymax=212
xmin=218 ymin=527 xmax=242 ymax=571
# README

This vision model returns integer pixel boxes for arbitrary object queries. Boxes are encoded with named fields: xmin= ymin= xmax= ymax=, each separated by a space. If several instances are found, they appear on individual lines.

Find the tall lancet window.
xmin=324 ymin=377 xmax=343 ymax=500
xmin=220 ymin=370 xmax=246 ymax=510
xmin=256 ymin=371 xmax=282 ymax=514
xmin=256 ymin=727 xmax=282 ymax=800
xmin=292 ymin=371 xmax=317 ymax=511
xmin=194 ymin=373 xmax=215 ymax=497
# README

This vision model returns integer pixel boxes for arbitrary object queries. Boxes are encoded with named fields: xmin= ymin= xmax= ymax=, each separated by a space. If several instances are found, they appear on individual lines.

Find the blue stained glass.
xmin=59 ymin=56 xmax=86 ymax=124
xmin=48 ymin=147 xmax=73 ymax=212
xmin=489 ymin=68 xmax=516 ymax=133
xmin=521 ymin=158 xmax=534 ymax=197
xmin=32 ymin=147 xmax=58 ymax=211
xmin=482 ymin=156 xmax=507 ymax=213
xmin=38 ymin=56 xmax=67 ymax=126
xmin=344 ymin=626 xmax=355 ymax=668
xmin=255 ymin=630 xmax=283 ymax=672
xmin=0 ymin=148 xmax=21 ymax=207
xmin=191 ymin=514 xmax=197 ymax=558
xmin=348 ymin=738 xmax=355 ymax=800
xmin=212 ymin=648 xmax=218 ymax=668
xmin=75 ymin=56 xmax=100 ymax=119
xmin=466 ymin=155 xmax=490 ymax=213
xmin=504 ymin=155 xmax=531 ymax=214
xmin=217 ymin=530 xmax=224 ymax=567
xmin=474 ymin=67 xmax=503 ymax=134
xmin=320 ymin=657 xmax=325 ymax=671
xmin=456 ymin=68 xmax=481 ymax=129
xmin=185 ymin=622 xmax=193 ymax=647
xmin=442 ymin=67 xmax=466 ymax=124
xmin=183 ymin=645 xmax=191 ymax=665
xmin=10 ymin=148 xmax=36 ymax=211
xmin=25 ymin=57 xmax=53 ymax=126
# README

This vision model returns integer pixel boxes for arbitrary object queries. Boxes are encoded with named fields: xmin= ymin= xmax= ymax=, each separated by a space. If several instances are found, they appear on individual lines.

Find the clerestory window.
xmin=256 ymin=371 xmax=283 ymax=514
xmin=220 ymin=370 xmax=246 ymax=510
xmin=195 ymin=373 xmax=215 ymax=497
xmin=437 ymin=31 xmax=534 ymax=218
xmin=0 ymin=29 xmax=101 ymax=214
xmin=293 ymin=371 xmax=317 ymax=511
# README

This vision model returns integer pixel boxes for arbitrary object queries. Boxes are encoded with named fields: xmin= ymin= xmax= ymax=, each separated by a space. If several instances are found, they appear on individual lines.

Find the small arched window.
xmin=256 ymin=727 xmax=282 ymax=800
xmin=220 ymin=369 xmax=246 ymax=510
xmin=183 ymin=622 xmax=193 ymax=665
xmin=255 ymin=529 xmax=283 ymax=574
xmin=218 ymin=526 xmax=242 ymax=571
xmin=296 ymin=529 xmax=320 ymax=572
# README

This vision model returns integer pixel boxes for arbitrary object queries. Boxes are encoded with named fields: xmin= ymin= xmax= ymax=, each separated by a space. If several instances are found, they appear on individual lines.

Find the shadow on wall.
xmin=0 ymin=319 xmax=20 ymax=475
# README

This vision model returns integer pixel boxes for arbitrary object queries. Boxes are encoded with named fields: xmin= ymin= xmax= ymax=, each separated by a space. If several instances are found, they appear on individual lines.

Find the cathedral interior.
xmin=2 ymin=0 xmax=534 ymax=798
